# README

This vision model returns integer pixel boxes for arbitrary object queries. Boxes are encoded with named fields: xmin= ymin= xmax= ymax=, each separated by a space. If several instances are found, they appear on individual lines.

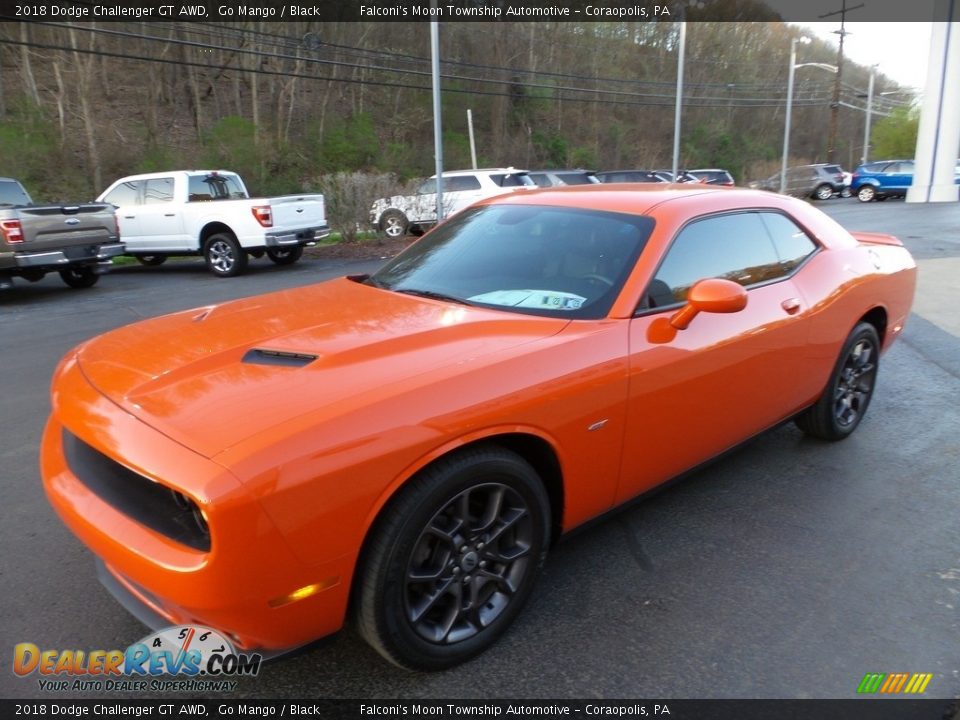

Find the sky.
xmin=797 ymin=22 xmax=934 ymax=93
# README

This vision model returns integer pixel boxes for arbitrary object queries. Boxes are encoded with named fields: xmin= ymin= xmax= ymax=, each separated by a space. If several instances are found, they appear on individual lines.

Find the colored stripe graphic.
xmin=857 ymin=672 xmax=932 ymax=694
xmin=857 ymin=673 xmax=885 ymax=693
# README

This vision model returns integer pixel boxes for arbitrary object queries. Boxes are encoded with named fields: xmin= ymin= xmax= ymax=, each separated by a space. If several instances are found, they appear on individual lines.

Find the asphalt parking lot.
xmin=2 ymin=201 xmax=958 ymax=701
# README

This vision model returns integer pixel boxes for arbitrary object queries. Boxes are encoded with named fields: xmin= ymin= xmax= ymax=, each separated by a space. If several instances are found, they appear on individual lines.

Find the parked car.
xmin=371 ymin=168 xmax=535 ymax=238
xmin=595 ymin=170 xmax=665 ymax=183
xmin=653 ymin=170 xmax=701 ymax=183
xmin=689 ymin=168 xmax=736 ymax=186
xmin=751 ymin=164 xmax=846 ymax=200
xmin=527 ymin=169 xmax=600 ymax=187
xmin=848 ymin=160 xmax=960 ymax=202
xmin=42 ymin=184 xmax=916 ymax=671
xmin=1 ymin=176 xmax=123 ymax=291
xmin=97 ymin=171 xmax=329 ymax=277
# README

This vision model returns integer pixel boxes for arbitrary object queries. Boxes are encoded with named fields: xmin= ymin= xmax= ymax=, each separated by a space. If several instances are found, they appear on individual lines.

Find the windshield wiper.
xmin=393 ymin=287 xmax=474 ymax=306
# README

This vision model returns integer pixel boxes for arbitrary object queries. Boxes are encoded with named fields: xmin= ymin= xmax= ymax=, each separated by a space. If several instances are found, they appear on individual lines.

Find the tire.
xmin=795 ymin=322 xmax=880 ymax=441
xmin=203 ymin=233 xmax=247 ymax=277
xmin=136 ymin=255 xmax=167 ymax=267
xmin=814 ymin=184 xmax=834 ymax=201
xmin=59 ymin=267 xmax=99 ymax=289
xmin=840 ymin=186 xmax=852 ymax=198
xmin=380 ymin=210 xmax=409 ymax=239
xmin=356 ymin=446 xmax=551 ymax=671
xmin=857 ymin=185 xmax=876 ymax=203
xmin=266 ymin=245 xmax=304 ymax=266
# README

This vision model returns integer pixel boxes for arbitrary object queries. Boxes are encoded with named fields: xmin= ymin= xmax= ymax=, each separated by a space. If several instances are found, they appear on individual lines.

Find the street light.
xmin=780 ymin=37 xmax=838 ymax=194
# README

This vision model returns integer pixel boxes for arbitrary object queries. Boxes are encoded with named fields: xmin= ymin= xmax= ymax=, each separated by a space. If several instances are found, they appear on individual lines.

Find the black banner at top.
xmin=0 ymin=699 xmax=956 ymax=720
xmin=0 ymin=0 xmax=955 ymax=23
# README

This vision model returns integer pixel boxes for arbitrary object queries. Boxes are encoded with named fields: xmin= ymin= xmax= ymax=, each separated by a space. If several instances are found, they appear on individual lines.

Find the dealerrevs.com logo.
xmin=13 ymin=625 xmax=261 ymax=693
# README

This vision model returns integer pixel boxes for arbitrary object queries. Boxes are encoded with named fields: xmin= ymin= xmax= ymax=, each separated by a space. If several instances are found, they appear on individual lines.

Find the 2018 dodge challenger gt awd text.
xmin=41 ymin=185 xmax=916 ymax=670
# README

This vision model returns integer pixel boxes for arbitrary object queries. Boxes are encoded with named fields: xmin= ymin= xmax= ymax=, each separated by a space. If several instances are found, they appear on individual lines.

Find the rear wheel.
xmin=356 ymin=446 xmax=550 ymax=671
xmin=203 ymin=233 xmax=247 ymax=277
xmin=814 ymin=184 xmax=834 ymax=201
xmin=795 ymin=322 xmax=880 ymax=441
xmin=380 ymin=210 xmax=409 ymax=239
xmin=59 ymin=266 xmax=99 ymax=289
xmin=857 ymin=185 xmax=876 ymax=202
xmin=136 ymin=255 xmax=167 ymax=267
xmin=266 ymin=246 xmax=304 ymax=265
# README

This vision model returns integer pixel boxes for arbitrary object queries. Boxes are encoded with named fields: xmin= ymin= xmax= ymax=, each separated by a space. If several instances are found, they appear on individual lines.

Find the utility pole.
xmin=820 ymin=0 xmax=863 ymax=163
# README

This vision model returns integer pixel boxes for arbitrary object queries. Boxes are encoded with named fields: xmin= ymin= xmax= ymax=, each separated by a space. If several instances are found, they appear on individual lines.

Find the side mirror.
xmin=647 ymin=278 xmax=747 ymax=343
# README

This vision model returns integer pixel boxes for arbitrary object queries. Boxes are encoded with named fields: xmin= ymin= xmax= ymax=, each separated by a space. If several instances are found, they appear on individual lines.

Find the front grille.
xmin=62 ymin=430 xmax=211 ymax=551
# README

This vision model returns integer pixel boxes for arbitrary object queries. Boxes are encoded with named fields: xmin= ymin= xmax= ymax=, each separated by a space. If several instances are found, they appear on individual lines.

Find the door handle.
xmin=124 ymin=215 xmax=136 ymax=219
xmin=781 ymin=298 xmax=802 ymax=315
xmin=164 ymin=213 xmax=175 ymax=217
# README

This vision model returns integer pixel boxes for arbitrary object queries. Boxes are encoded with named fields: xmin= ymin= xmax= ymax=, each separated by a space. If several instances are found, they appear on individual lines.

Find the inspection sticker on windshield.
xmin=469 ymin=289 xmax=586 ymax=310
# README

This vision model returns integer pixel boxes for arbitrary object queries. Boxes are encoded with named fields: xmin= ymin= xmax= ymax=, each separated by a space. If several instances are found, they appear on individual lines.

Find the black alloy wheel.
xmin=356 ymin=446 xmax=550 ymax=670
xmin=795 ymin=322 xmax=879 ymax=440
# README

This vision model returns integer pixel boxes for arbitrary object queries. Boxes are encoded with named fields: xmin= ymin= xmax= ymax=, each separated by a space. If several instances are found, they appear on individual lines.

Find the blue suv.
xmin=851 ymin=159 xmax=960 ymax=202
xmin=851 ymin=160 xmax=915 ymax=202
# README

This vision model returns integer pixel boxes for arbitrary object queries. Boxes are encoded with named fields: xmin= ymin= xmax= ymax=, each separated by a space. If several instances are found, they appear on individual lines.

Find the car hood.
xmin=75 ymin=278 xmax=568 ymax=459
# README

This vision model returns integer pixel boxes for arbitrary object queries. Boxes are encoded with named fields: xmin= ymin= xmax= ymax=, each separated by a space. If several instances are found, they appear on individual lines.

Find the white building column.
xmin=907 ymin=9 xmax=960 ymax=203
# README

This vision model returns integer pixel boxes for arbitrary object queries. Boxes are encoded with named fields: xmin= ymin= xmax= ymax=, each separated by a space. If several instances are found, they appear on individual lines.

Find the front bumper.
xmin=41 ymin=354 xmax=354 ymax=652
xmin=265 ymin=225 xmax=330 ymax=247
xmin=16 ymin=242 xmax=125 ymax=268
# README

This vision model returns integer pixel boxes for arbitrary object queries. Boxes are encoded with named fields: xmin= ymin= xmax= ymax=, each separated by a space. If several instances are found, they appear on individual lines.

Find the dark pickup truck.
xmin=1 ymin=177 xmax=123 ymax=291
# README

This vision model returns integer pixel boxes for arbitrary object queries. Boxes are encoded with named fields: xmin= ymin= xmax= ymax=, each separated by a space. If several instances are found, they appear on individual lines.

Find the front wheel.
xmin=203 ymin=233 xmax=247 ymax=277
xmin=814 ymin=184 xmax=834 ymax=201
xmin=795 ymin=322 xmax=880 ymax=441
xmin=356 ymin=446 xmax=550 ymax=671
xmin=857 ymin=185 xmax=876 ymax=203
xmin=840 ymin=186 xmax=853 ymax=198
xmin=266 ymin=245 xmax=304 ymax=266
xmin=59 ymin=267 xmax=98 ymax=289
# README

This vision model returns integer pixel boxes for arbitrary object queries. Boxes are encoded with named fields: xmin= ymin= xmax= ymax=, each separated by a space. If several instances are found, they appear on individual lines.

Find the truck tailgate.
xmin=17 ymin=204 xmax=117 ymax=250
xmin=269 ymin=194 xmax=326 ymax=230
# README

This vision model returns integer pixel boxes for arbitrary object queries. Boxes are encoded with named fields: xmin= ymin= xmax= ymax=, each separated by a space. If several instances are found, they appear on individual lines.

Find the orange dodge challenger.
xmin=41 ymin=186 xmax=916 ymax=670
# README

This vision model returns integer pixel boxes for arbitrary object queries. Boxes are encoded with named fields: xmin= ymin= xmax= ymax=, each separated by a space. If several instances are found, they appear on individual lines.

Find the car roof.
xmin=433 ymin=168 xmax=528 ymax=177
xmin=476 ymin=182 xmax=745 ymax=214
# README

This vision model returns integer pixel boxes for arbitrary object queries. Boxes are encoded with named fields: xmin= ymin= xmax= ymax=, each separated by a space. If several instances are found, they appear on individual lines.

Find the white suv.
xmin=371 ymin=168 xmax=535 ymax=238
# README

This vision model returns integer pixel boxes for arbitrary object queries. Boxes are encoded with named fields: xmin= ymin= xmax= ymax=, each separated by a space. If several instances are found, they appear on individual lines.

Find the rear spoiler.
xmin=851 ymin=231 xmax=903 ymax=247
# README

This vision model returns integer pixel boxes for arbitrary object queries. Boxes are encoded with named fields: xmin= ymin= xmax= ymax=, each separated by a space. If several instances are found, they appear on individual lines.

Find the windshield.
xmin=369 ymin=204 xmax=653 ymax=319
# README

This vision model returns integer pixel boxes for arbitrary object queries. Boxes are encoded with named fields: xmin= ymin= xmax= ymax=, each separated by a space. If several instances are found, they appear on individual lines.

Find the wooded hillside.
xmin=0 ymin=20 xmax=910 ymax=203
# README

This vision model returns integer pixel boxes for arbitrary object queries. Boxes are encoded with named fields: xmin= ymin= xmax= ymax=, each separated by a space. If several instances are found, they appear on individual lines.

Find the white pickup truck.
xmin=97 ymin=170 xmax=329 ymax=277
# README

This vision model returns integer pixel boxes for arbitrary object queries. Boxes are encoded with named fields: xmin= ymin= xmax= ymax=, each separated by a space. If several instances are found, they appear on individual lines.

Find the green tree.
xmin=870 ymin=107 xmax=919 ymax=160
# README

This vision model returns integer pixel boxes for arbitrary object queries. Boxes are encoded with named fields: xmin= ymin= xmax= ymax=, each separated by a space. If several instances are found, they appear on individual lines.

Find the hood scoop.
xmin=241 ymin=348 xmax=318 ymax=368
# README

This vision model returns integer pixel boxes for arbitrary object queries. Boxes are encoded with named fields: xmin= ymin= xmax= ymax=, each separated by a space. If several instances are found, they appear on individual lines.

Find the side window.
xmin=445 ymin=176 xmax=482 ymax=192
xmin=490 ymin=173 xmax=532 ymax=187
xmin=759 ymin=213 xmax=818 ymax=274
xmin=143 ymin=177 xmax=175 ymax=204
xmin=188 ymin=175 xmax=214 ymax=201
xmin=529 ymin=173 xmax=551 ymax=188
xmin=416 ymin=179 xmax=437 ymax=195
xmin=646 ymin=213 xmax=782 ymax=308
xmin=102 ymin=181 xmax=141 ymax=207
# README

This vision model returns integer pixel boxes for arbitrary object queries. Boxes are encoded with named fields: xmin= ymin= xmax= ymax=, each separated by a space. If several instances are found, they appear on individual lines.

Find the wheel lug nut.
xmin=479 ymin=561 xmax=487 ymax=568
xmin=477 ymin=542 xmax=485 ymax=550
xmin=463 ymin=575 xmax=471 ymax=583
xmin=460 ymin=545 xmax=468 ymax=553
xmin=452 ymin=567 xmax=460 ymax=574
